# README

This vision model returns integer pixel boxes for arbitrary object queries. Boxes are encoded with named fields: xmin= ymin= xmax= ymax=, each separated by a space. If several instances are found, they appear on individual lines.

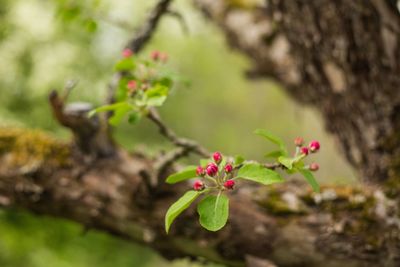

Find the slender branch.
xmin=126 ymin=0 xmax=173 ymax=53
xmin=166 ymin=10 xmax=189 ymax=35
xmin=147 ymin=108 xmax=210 ymax=158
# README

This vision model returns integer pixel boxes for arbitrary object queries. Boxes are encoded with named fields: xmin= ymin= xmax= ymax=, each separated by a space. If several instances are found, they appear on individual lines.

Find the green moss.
xmin=256 ymin=187 xmax=309 ymax=216
xmin=0 ymin=127 xmax=71 ymax=172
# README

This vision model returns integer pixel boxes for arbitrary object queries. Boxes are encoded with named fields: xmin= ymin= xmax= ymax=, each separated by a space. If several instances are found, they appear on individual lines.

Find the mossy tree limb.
xmin=0 ymin=127 xmax=399 ymax=267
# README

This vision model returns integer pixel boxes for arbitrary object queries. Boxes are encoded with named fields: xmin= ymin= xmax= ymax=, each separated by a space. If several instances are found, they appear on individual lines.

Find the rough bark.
xmin=0 ymin=127 xmax=399 ymax=267
xmin=194 ymin=0 xmax=400 ymax=183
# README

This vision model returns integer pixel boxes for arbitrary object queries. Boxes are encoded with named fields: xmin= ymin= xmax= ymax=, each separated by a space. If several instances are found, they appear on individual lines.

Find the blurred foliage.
xmin=0 ymin=0 xmax=357 ymax=266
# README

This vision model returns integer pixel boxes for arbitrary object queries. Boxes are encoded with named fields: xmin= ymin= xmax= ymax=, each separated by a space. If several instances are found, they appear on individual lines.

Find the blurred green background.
xmin=0 ymin=0 xmax=357 ymax=266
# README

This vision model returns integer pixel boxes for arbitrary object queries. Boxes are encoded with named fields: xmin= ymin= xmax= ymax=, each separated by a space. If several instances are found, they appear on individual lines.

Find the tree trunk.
xmin=195 ymin=0 xmax=400 ymax=184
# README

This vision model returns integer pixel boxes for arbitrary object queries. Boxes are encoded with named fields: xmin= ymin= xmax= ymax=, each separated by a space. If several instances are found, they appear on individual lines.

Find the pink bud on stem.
xmin=309 ymin=162 xmax=319 ymax=171
xmin=300 ymin=147 xmax=309 ymax=155
xmin=122 ymin=48 xmax=133 ymax=58
xmin=206 ymin=163 xmax=218 ymax=177
xmin=213 ymin=152 xmax=222 ymax=164
xmin=224 ymin=163 xmax=233 ymax=173
xmin=294 ymin=137 xmax=304 ymax=146
xmin=309 ymin=141 xmax=320 ymax=153
xmin=223 ymin=180 xmax=235 ymax=190
xmin=193 ymin=180 xmax=205 ymax=191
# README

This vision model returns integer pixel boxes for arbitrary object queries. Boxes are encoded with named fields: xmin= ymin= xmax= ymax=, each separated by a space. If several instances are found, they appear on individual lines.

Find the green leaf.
xmin=88 ymin=102 xmax=130 ymax=117
xmin=254 ymin=129 xmax=287 ymax=155
xmin=278 ymin=156 xmax=294 ymax=169
xmin=158 ymin=76 xmax=173 ymax=88
xmin=237 ymin=163 xmax=284 ymax=185
xmin=144 ymin=84 xmax=169 ymax=107
xmin=108 ymin=102 xmax=132 ymax=126
xmin=166 ymin=166 xmax=198 ymax=184
xmin=264 ymin=150 xmax=284 ymax=159
xmin=128 ymin=111 xmax=141 ymax=124
xmin=234 ymin=155 xmax=245 ymax=166
xmin=197 ymin=194 xmax=229 ymax=232
xmin=114 ymin=58 xmax=135 ymax=71
xmin=299 ymin=169 xmax=320 ymax=193
xmin=165 ymin=190 xmax=202 ymax=233
xmin=84 ymin=18 xmax=97 ymax=33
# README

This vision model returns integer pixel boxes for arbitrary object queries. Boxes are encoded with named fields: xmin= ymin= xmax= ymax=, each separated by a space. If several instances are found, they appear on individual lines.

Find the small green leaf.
xmin=197 ymin=194 xmax=229 ymax=232
xmin=234 ymin=155 xmax=245 ymax=166
xmin=299 ymin=169 xmax=320 ymax=193
xmin=254 ymin=129 xmax=287 ymax=155
xmin=84 ymin=18 xmax=97 ymax=33
xmin=165 ymin=190 xmax=202 ymax=233
xmin=128 ymin=111 xmax=141 ymax=124
xmin=88 ymin=102 xmax=131 ymax=117
xmin=144 ymin=84 xmax=169 ymax=107
xmin=114 ymin=58 xmax=135 ymax=71
xmin=264 ymin=150 xmax=284 ymax=159
xmin=237 ymin=163 xmax=284 ymax=185
xmin=108 ymin=103 xmax=132 ymax=126
xmin=158 ymin=76 xmax=173 ymax=88
xmin=278 ymin=156 xmax=294 ymax=169
xmin=166 ymin=166 xmax=198 ymax=184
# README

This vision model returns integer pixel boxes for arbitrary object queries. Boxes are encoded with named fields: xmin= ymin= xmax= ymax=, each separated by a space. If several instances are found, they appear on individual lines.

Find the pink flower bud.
xmin=224 ymin=163 xmax=233 ymax=173
xmin=294 ymin=137 xmax=304 ymax=146
xmin=159 ymin=52 xmax=168 ymax=63
xmin=150 ymin=50 xmax=160 ymax=61
xmin=300 ymin=147 xmax=309 ymax=155
xmin=309 ymin=140 xmax=320 ymax=152
xmin=206 ymin=163 xmax=218 ymax=177
xmin=122 ymin=48 xmax=133 ymax=58
xmin=127 ymin=80 xmax=137 ymax=90
xmin=223 ymin=179 xmax=235 ymax=190
xmin=196 ymin=166 xmax=205 ymax=176
xmin=193 ymin=180 xmax=205 ymax=191
xmin=309 ymin=162 xmax=319 ymax=171
xmin=213 ymin=152 xmax=222 ymax=164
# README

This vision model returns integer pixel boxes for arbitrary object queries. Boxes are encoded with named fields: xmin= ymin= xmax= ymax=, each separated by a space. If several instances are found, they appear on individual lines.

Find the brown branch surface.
xmin=0 ymin=127 xmax=399 ymax=267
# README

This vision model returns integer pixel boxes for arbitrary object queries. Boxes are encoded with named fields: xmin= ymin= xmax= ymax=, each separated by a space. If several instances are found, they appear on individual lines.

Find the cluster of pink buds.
xmin=294 ymin=137 xmax=321 ymax=172
xmin=193 ymin=152 xmax=236 ymax=191
xmin=150 ymin=50 xmax=168 ymax=63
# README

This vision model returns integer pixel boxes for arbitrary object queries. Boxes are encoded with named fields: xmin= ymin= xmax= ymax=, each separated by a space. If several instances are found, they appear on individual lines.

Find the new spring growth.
xmin=165 ymin=133 xmax=322 ymax=233
xmin=309 ymin=140 xmax=320 ymax=153
xmin=195 ymin=152 xmax=236 ymax=191
xmin=193 ymin=180 xmax=205 ymax=191
xmin=300 ymin=147 xmax=309 ymax=155
xmin=309 ymin=162 xmax=319 ymax=171
xmin=206 ymin=163 xmax=218 ymax=177
xmin=122 ymin=48 xmax=133 ymax=58
xmin=223 ymin=180 xmax=235 ymax=190
xmin=213 ymin=152 xmax=222 ymax=164
xmin=294 ymin=137 xmax=321 ymax=172
xmin=150 ymin=50 xmax=168 ymax=63
xmin=294 ymin=137 xmax=304 ymax=146
xmin=224 ymin=163 xmax=233 ymax=173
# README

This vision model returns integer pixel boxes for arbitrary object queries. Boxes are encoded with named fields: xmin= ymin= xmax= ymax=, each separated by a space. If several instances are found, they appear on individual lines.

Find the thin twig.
xmin=166 ymin=10 xmax=189 ymax=35
xmin=126 ymin=0 xmax=173 ymax=53
xmin=147 ymin=108 xmax=210 ymax=158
